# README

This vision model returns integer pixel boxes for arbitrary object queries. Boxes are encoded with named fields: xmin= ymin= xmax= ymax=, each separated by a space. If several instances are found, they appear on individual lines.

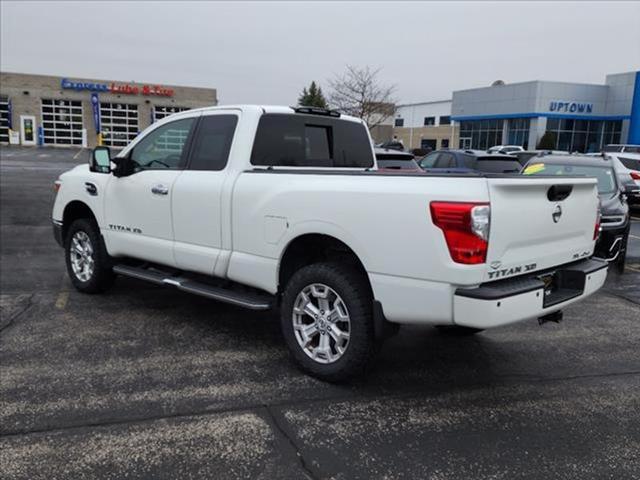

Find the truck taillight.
xmin=430 ymin=202 xmax=490 ymax=265
xmin=630 ymin=172 xmax=640 ymax=180
xmin=594 ymin=210 xmax=601 ymax=241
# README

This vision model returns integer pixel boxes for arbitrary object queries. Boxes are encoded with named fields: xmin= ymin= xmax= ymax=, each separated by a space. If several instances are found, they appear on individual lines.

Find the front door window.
xmin=129 ymin=118 xmax=195 ymax=171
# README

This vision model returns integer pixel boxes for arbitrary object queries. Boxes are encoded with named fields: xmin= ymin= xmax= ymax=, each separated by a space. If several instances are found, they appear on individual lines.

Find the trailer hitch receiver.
xmin=538 ymin=310 xmax=563 ymax=325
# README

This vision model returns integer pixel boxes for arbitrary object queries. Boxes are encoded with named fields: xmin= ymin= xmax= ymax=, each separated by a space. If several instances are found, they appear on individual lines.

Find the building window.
xmin=394 ymin=118 xmax=404 ymax=127
xmin=420 ymin=139 xmax=437 ymax=151
xmin=0 ymin=96 xmax=9 ymax=143
xmin=441 ymin=138 xmax=450 ymax=149
xmin=544 ymin=118 xmax=617 ymax=153
xmin=439 ymin=116 xmax=451 ymax=125
xmin=100 ymin=102 xmax=139 ymax=148
xmin=459 ymin=119 xmax=504 ymax=150
xmin=153 ymin=105 xmax=189 ymax=122
xmin=603 ymin=120 xmax=622 ymax=147
xmin=41 ymin=99 xmax=83 ymax=146
xmin=424 ymin=116 xmax=435 ymax=126
xmin=507 ymin=118 xmax=530 ymax=148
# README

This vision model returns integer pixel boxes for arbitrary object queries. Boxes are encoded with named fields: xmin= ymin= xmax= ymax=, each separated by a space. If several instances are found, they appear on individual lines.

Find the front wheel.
xmin=280 ymin=262 xmax=377 ymax=382
xmin=65 ymin=218 xmax=115 ymax=293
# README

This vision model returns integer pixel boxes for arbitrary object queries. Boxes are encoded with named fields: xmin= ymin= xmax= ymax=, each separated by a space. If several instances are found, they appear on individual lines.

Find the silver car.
xmin=606 ymin=152 xmax=640 ymax=206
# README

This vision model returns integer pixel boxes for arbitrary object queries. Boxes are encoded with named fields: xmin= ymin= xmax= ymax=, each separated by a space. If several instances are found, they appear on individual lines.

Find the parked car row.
xmin=374 ymin=144 xmax=640 ymax=202
xmin=373 ymin=145 xmax=639 ymax=275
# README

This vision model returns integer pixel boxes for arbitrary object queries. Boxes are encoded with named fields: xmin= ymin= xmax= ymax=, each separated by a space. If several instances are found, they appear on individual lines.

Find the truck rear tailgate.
xmin=484 ymin=176 xmax=599 ymax=283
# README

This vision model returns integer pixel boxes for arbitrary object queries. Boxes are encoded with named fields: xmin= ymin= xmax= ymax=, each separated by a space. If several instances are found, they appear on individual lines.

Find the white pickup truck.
xmin=52 ymin=105 xmax=608 ymax=381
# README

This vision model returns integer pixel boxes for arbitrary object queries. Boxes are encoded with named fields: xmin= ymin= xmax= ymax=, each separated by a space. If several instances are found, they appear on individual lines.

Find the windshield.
xmin=523 ymin=163 xmax=617 ymax=194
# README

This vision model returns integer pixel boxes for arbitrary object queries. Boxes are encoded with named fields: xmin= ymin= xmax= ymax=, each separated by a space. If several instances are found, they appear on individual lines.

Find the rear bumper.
xmin=52 ymin=219 xmax=63 ymax=247
xmin=453 ymin=258 xmax=608 ymax=329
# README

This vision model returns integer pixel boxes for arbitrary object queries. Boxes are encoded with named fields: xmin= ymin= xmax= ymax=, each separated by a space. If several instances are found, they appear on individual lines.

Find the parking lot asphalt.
xmin=1 ymin=146 xmax=639 ymax=479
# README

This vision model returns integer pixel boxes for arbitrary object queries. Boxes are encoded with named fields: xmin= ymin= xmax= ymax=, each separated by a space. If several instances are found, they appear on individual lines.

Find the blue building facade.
xmin=451 ymin=71 xmax=639 ymax=152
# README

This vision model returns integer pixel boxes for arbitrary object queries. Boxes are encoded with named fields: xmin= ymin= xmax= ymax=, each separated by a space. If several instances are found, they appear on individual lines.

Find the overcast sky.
xmin=2 ymin=1 xmax=639 ymax=105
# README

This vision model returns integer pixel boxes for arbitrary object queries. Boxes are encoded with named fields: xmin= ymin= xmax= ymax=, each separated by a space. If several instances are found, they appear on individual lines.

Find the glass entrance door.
xmin=460 ymin=137 xmax=472 ymax=149
xmin=20 ymin=115 xmax=36 ymax=146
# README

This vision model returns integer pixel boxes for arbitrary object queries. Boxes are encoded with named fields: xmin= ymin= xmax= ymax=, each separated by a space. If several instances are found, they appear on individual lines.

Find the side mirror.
xmin=90 ymin=146 xmax=112 ymax=173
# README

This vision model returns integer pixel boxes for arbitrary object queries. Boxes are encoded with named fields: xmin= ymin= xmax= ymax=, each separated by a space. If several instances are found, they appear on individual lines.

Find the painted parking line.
xmin=629 ymin=234 xmax=640 ymax=240
xmin=72 ymin=149 xmax=84 ymax=160
xmin=55 ymin=291 xmax=69 ymax=309
xmin=626 ymin=265 xmax=640 ymax=273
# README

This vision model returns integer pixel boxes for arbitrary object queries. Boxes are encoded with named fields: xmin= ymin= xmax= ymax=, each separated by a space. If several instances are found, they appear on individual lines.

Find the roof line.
xmin=396 ymin=99 xmax=452 ymax=107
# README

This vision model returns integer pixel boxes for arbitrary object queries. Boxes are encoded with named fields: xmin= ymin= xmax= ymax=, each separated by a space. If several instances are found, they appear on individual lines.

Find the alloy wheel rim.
xmin=70 ymin=231 xmax=94 ymax=282
xmin=292 ymin=283 xmax=351 ymax=364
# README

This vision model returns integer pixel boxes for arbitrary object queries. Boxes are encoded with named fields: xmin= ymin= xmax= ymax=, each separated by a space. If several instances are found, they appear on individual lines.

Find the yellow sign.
xmin=523 ymin=163 xmax=545 ymax=175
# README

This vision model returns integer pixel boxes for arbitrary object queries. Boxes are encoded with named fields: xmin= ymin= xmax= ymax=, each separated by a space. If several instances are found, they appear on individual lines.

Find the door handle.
xmin=151 ymin=184 xmax=169 ymax=195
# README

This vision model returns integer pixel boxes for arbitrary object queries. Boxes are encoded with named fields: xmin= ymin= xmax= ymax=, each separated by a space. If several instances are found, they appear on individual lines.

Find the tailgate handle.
xmin=547 ymin=184 xmax=573 ymax=202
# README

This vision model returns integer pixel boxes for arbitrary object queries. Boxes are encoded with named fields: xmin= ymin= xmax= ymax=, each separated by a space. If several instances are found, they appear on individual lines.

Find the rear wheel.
xmin=65 ymin=218 xmax=115 ymax=293
xmin=280 ymin=262 xmax=376 ymax=382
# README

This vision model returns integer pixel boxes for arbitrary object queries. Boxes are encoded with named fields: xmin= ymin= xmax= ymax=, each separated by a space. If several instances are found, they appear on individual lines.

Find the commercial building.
xmin=391 ymin=70 xmax=640 ymax=152
xmin=390 ymin=100 xmax=456 ymax=151
xmin=0 ymin=72 xmax=217 ymax=148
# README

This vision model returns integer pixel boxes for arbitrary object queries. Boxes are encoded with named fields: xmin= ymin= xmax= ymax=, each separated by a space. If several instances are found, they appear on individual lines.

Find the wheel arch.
xmin=62 ymin=200 xmax=99 ymax=241
xmin=278 ymin=233 xmax=370 ymax=294
xmin=277 ymin=233 xmax=398 ymax=342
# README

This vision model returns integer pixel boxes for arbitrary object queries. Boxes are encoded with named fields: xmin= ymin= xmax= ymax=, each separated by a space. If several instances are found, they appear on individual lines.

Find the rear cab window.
xmin=251 ymin=114 xmax=373 ymax=168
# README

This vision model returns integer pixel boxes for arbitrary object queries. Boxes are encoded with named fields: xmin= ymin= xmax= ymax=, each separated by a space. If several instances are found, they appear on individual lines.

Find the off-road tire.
xmin=65 ymin=218 xmax=115 ymax=293
xmin=280 ymin=262 xmax=377 ymax=382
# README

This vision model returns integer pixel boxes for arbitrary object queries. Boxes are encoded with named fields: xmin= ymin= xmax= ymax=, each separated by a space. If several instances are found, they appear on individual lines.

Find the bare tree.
xmin=328 ymin=65 xmax=397 ymax=129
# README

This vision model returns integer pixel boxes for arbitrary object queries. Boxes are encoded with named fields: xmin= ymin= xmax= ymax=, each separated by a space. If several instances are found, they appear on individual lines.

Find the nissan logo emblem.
xmin=552 ymin=205 xmax=562 ymax=223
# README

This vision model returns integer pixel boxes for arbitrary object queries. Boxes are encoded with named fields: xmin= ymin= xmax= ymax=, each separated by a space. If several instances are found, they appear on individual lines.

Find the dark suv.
xmin=522 ymin=155 xmax=633 ymax=273
xmin=418 ymin=149 xmax=522 ymax=174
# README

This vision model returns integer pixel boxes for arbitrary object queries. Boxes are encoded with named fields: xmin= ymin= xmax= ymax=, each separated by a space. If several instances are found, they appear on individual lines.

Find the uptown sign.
xmin=549 ymin=100 xmax=593 ymax=114
xmin=61 ymin=78 xmax=174 ymax=97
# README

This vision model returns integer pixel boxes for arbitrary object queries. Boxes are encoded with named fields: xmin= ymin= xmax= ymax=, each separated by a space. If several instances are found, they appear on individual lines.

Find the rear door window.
xmin=251 ymin=114 xmax=373 ymax=168
xmin=434 ymin=152 xmax=456 ymax=168
xmin=461 ymin=154 xmax=477 ymax=169
xmin=188 ymin=115 xmax=238 ymax=171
